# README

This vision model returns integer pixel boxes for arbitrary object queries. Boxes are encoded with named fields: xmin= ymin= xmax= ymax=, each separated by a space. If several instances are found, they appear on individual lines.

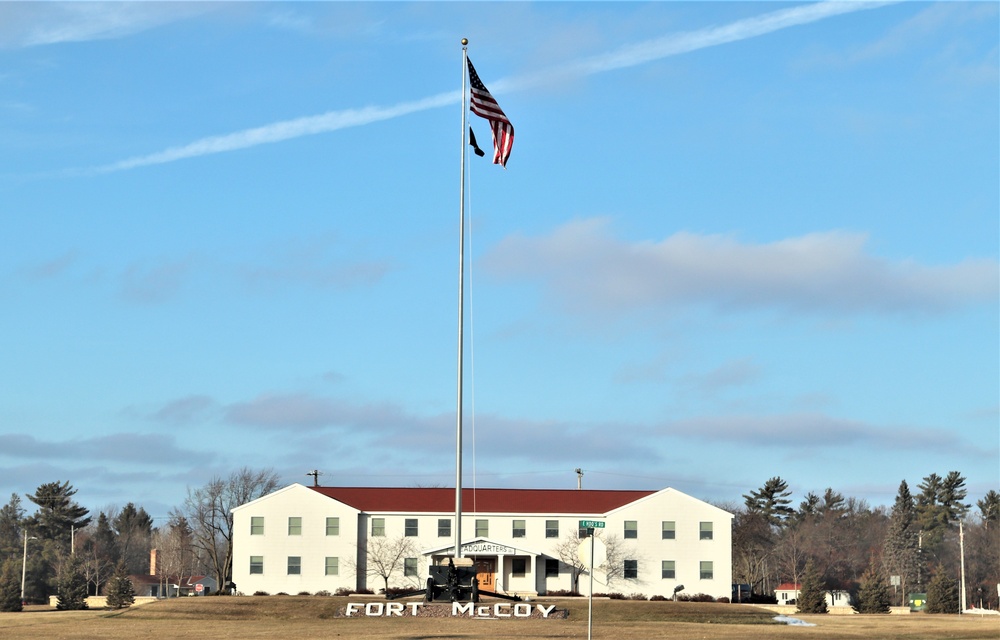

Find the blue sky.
xmin=1 ymin=1 xmax=997 ymax=521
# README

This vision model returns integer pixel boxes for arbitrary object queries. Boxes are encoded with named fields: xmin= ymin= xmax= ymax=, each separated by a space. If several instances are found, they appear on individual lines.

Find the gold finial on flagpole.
xmin=461 ymin=38 xmax=468 ymax=46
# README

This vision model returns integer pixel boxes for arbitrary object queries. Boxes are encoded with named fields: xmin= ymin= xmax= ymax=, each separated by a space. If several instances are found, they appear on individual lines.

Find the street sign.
xmin=579 ymin=520 xmax=605 ymax=529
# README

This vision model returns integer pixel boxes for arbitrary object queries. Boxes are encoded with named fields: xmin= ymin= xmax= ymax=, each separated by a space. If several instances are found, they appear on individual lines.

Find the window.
xmin=371 ymin=517 xmax=385 ymax=537
xmin=624 ymin=520 xmax=638 ymax=539
xmin=700 ymin=561 xmax=713 ymax=580
xmin=404 ymin=558 xmax=418 ymax=577
xmin=545 ymin=520 xmax=559 ymax=538
xmin=661 ymin=560 xmax=675 ymax=579
xmin=250 ymin=517 xmax=264 ymax=535
xmin=545 ymin=559 xmax=559 ymax=577
xmin=325 ymin=557 xmax=339 ymax=576
xmin=438 ymin=518 xmax=451 ymax=537
xmin=405 ymin=518 xmax=418 ymax=537
xmin=250 ymin=556 xmax=263 ymax=574
xmin=326 ymin=517 xmax=340 ymax=536
xmin=512 ymin=558 xmax=527 ymax=577
xmin=288 ymin=517 xmax=302 ymax=535
xmin=699 ymin=522 xmax=713 ymax=540
xmin=287 ymin=556 xmax=301 ymax=575
xmin=512 ymin=519 xmax=526 ymax=538
xmin=624 ymin=559 xmax=638 ymax=580
xmin=475 ymin=519 xmax=488 ymax=537
xmin=661 ymin=521 xmax=675 ymax=540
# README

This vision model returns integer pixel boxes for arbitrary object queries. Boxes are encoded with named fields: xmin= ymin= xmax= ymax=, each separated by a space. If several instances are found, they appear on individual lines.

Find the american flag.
xmin=467 ymin=57 xmax=514 ymax=168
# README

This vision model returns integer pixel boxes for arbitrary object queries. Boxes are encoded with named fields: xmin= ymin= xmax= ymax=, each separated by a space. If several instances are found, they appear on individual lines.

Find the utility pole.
xmin=306 ymin=470 xmax=323 ymax=487
xmin=21 ymin=531 xmax=37 ymax=604
xmin=575 ymin=468 xmax=584 ymax=490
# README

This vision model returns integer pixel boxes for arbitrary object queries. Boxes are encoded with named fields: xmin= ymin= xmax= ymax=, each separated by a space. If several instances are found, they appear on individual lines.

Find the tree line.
xmin=731 ymin=472 xmax=999 ymax=611
xmin=1 ymin=467 xmax=996 ymax=612
xmin=0 ymin=468 xmax=278 ymax=610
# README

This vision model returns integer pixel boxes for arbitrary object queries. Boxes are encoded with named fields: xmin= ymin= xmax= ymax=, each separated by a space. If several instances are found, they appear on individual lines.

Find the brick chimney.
xmin=150 ymin=548 xmax=159 ymax=576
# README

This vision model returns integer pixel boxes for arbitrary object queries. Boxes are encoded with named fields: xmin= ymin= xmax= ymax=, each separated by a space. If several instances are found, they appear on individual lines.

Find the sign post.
xmin=579 ymin=520 xmax=605 ymax=640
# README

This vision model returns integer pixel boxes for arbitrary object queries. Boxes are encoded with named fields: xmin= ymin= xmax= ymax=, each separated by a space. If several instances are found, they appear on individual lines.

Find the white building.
xmin=775 ymin=583 xmax=854 ymax=609
xmin=231 ymin=483 xmax=732 ymax=600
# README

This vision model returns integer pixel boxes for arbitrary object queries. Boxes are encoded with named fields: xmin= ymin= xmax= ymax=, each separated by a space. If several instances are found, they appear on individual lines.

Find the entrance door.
xmin=475 ymin=558 xmax=496 ymax=591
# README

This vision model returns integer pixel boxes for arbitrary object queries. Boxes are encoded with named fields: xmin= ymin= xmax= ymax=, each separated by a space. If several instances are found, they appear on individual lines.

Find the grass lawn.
xmin=1 ymin=596 xmax=997 ymax=639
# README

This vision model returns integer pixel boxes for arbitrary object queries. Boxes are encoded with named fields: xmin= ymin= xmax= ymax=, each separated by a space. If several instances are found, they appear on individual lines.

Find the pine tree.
xmin=55 ymin=555 xmax=89 ymax=610
xmin=0 ymin=559 xmax=23 ymax=612
xmin=743 ymin=477 xmax=795 ymax=527
xmin=25 ymin=481 xmax=90 ymax=546
xmin=796 ymin=560 xmax=828 ymax=614
xmin=883 ymin=480 xmax=920 ymax=601
xmin=0 ymin=493 xmax=25 ymax=560
xmin=104 ymin=563 xmax=135 ymax=610
xmin=976 ymin=490 xmax=999 ymax=530
xmin=925 ymin=565 xmax=959 ymax=614
xmin=853 ymin=562 xmax=891 ymax=614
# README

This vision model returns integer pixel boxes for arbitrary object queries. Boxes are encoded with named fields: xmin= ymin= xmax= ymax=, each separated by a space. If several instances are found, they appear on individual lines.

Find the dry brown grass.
xmin=1 ymin=596 xmax=997 ymax=640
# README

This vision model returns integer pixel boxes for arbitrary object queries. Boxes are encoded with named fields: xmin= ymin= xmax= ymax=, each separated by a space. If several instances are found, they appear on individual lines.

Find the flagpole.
xmin=454 ymin=38 xmax=469 ymax=561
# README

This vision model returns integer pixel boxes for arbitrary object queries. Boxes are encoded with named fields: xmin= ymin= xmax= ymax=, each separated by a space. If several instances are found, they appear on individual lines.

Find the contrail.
xmin=86 ymin=1 xmax=890 ymax=174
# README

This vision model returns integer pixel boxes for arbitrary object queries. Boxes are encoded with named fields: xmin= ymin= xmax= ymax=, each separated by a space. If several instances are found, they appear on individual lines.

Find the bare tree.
xmin=183 ymin=467 xmax=279 ymax=591
xmin=152 ymin=512 xmax=195 ymax=597
xmin=597 ymin=533 xmax=632 ymax=589
xmin=349 ymin=536 xmax=418 ymax=594
xmin=732 ymin=509 xmax=775 ymax=595
xmin=552 ymin=533 xmax=588 ymax=593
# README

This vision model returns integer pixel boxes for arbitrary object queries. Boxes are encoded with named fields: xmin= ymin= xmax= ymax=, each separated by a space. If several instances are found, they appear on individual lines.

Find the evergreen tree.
xmin=853 ymin=562 xmax=891 ymax=614
xmin=796 ymin=560 xmax=828 ymax=614
xmin=25 ymin=481 xmax=90 ymax=545
xmin=55 ymin=555 xmax=89 ymax=610
xmin=883 ymin=480 xmax=920 ymax=600
xmin=104 ymin=563 xmax=135 ymax=610
xmin=113 ymin=503 xmax=153 ymax=574
xmin=925 ymin=565 xmax=959 ymax=614
xmin=0 ymin=493 xmax=25 ymax=561
xmin=743 ymin=477 xmax=795 ymax=527
xmin=976 ymin=490 xmax=999 ymax=530
xmin=938 ymin=472 xmax=969 ymax=524
xmin=0 ymin=559 xmax=23 ymax=612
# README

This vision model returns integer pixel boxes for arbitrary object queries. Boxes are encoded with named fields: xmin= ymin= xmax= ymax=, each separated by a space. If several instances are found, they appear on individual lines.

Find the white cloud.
xmin=81 ymin=1 xmax=890 ymax=173
xmin=0 ymin=3 xmax=215 ymax=49
xmin=481 ymin=218 xmax=999 ymax=316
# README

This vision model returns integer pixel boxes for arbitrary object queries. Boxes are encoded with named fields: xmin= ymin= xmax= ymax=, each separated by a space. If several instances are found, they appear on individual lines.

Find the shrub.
xmin=334 ymin=587 xmax=354 ymax=596
xmin=275 ymin=592 xmax=289 ymax=596
xmin=607 ymin=593 xmax=625 ymax=600
xmin=926 ymin=566 xmax=960 ymax=614
xmin=253 ymin=591 xmax=270 ymax=596
xmin=796 ymin=560 xmax=828 ymax=614
xmin=628 ymin=593 xmax=648 ymax=600
xmin=356 ymin=587 xmax=375 ymax=595
xmin=55 ymin=556 xmax=89 ymax=611
xmin=853 ymin=563 xmax=891 ymax=614
xmin=0 ymin=559 xmax=22 ymax=612
xmin=297 ymin=591 xmax=311 ymax=596
xmin=716 ymin=597 xmax=730 ymax=604
xmin=105 ymin=563 xmax=136 ymax=610
xmin=546 ymin=589 xmax=581 ymax=597
xmin=649 ymin=594 xmax=667 ymax=601
xmin=314 ymin=590 xmax=331 ymax=597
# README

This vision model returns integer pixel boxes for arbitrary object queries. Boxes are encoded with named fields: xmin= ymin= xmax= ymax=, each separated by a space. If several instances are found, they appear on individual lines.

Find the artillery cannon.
xmin=387 ymin=557 xmax=521 ymax=603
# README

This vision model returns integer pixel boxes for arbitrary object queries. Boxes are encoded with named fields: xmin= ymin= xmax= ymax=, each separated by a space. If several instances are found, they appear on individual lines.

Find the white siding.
xmin=231 ymin=484 xmax=732 ymax=600
xmin=231 ymin=484 xmax=360 ymax=595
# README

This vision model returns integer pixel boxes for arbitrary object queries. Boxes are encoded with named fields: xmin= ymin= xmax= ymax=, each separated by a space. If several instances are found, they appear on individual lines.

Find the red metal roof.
xmin=776 ymin=583 xmax=801 ymax=591
xmin=309 ymin=486 xmax=656 ymax=514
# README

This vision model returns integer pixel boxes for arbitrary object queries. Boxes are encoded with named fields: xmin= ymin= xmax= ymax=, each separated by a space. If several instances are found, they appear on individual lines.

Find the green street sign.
xmin=579 ymin=520 xmax=605 ymax=529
